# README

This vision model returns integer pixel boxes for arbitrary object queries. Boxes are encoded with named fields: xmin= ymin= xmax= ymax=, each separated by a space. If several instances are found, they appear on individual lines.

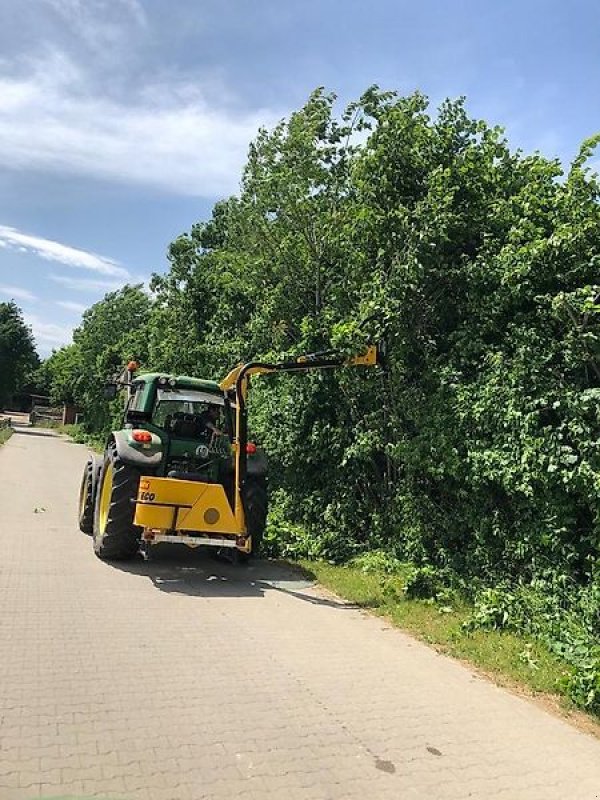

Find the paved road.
xmin=1 ymin=427 xmax=600 ymax=800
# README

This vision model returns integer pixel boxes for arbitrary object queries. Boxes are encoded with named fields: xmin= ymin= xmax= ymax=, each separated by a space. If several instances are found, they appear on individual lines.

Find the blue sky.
xmin=0 ymin=0 xmax=598 ymax=356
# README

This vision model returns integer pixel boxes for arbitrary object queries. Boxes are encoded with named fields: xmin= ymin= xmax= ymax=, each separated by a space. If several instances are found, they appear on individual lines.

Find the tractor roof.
xmin=135 ymin=373 xmax=222 ymax=394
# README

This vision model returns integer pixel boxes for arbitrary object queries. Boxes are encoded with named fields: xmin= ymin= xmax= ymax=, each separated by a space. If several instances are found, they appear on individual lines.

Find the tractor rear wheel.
xmin=93 ymin=446 xmax=142 ymax=560
xmin=78 ymin=455 xmax=101 ymax=534
xmin=240 ymin=478 xmax=268 ymax=561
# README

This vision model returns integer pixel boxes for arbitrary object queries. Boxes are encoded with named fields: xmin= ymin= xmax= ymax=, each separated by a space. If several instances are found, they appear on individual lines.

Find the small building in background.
xmin=62 ymin=404 xmax=82 ymax=426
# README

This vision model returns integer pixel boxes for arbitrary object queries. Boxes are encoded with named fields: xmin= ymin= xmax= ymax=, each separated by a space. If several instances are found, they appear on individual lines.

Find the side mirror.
xmin=103 ymin=383 xmax=118 ymax=400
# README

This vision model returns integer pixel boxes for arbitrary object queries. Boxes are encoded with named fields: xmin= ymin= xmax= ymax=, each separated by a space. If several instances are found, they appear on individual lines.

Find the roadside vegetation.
xmin=58 ymin=423 xmax=104 ymax=452
xmin=0 ymin=425 xmax=13 ymax=446
xmin=36 ymin=88 xmax=600 ymax=716
xmin=0 ymin=301 xmax=38 ymax=410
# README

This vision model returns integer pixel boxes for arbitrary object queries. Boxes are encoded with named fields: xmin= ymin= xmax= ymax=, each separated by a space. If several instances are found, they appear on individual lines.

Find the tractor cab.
xmin=122 ymin=374 xmax=234 ymax=486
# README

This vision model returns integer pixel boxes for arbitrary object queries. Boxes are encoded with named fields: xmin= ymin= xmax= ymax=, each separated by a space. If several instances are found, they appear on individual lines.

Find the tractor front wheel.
xmin=93 ymin=446 xmax=142 ymax=561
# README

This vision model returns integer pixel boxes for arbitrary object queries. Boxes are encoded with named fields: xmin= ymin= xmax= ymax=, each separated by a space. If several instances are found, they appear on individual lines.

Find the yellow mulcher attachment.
xmin=134 ymin=476 xmax=244 ymax=550
xmin=133 ymin=346 xmax=380 ymax=557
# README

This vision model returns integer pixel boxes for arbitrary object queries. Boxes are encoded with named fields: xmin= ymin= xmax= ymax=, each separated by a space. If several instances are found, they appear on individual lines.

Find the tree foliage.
xmin=0 ymin=302 xmax=38 ymax=408
xmin=38 ymin=285 xmax=152 ymax=429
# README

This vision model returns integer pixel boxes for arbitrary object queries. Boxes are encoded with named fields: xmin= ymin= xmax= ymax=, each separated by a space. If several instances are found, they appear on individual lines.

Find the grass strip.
xmin=51 ymin=423 xmax=105 ymax=452
xmin=299 ymin=559 xmax=599 ymax=730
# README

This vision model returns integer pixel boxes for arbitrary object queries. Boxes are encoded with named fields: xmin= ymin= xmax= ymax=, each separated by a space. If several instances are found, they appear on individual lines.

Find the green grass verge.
xmin=31 ymin=421 xmax=104 ymax=452
xmin=299 ymin=559 xmax=594 ymax=719
xmin=0 ymin=426 xmax=13 ymax=446
xmin=56 ymin=424 xmax=105 ymax=452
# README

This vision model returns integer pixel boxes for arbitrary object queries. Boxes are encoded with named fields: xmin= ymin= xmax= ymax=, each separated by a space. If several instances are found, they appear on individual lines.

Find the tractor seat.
xmin=169 ymin=412 xmax=205 ymax=439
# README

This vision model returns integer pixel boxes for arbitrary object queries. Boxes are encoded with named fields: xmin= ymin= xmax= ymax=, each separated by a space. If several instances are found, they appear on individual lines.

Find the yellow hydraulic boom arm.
xmin=219 ymin=345 xmax=381 ymax=530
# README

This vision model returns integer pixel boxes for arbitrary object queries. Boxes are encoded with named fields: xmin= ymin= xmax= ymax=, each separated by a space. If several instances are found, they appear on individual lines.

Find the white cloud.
xmin=0 ymin=51 xmax=283 ymax=197
xmin=24 ymin=312 xmax=73 ymax=349
xmin=40 ymin=0 xmax=147 ymax=55
xmin=0 ymin=224 xmax=129 ymax=277
xmin=50 ymin=274 xmax=127 ymax=292
xmin=55 ymin=299 xmax=87 ymax=313
xmin=0 ymin=285 xmax=37 ymax=302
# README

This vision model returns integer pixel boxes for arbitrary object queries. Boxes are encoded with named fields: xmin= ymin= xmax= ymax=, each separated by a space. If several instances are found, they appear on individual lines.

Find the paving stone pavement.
xmin=1 ymin=426 xmax=600 ymax=800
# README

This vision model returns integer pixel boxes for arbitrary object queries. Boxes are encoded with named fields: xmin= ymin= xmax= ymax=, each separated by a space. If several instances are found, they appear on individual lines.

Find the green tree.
xmin=0 ymin=302 xmax=38 ymax=409
xmin=35 ymin=344 xmax=82 ymax=405
xmin=39 ymin=286 xmax=152 ymax=432
xmin=74 ymin=284 xmax=153 ymax=432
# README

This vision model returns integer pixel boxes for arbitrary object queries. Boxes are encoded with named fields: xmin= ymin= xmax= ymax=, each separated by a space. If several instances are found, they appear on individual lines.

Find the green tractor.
xmin=78 ymin=362 xmax=268 ymax=561
xmin=78 ymin=347 xmax=379 ymax=562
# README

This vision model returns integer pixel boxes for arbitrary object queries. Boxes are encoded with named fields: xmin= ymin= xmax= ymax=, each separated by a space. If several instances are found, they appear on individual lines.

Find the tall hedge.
xmin=43 ymin=87 xmax=600 ymax=582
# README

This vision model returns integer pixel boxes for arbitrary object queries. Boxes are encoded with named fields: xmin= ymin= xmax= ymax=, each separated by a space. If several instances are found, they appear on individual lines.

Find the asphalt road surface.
xmin=1 ymin=426 xmax=600 ymax=800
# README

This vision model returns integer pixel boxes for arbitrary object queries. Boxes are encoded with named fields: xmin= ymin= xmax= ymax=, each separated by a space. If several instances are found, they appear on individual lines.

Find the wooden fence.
xmin=30 ymin=406 xmax=62 ymax=426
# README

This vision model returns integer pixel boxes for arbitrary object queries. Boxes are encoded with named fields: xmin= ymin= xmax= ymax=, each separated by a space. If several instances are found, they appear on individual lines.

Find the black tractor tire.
xmin=78 ymin=454 xmax=101 ymax=534
xmin=238 ymin=478 xmax=268 ymax=561
xmin=93 ymin=446 xmax=142 ymax=561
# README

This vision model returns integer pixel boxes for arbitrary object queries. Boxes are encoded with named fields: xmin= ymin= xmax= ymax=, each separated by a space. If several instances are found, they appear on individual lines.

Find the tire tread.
xmin=93 ymin=448 xmax=141 ymax=560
